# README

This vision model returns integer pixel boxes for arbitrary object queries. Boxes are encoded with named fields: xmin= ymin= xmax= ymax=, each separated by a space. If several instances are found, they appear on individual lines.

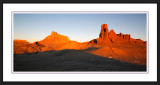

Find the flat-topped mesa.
xmin=50 ymin=31 xmax=69 ymax=40
xmin=99 ymin=24 xmax=109 ymax=39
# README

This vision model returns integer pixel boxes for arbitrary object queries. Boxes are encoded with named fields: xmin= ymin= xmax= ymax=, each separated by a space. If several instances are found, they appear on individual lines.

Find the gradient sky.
xmin=14 ymin=13 xmax=147 ymax=43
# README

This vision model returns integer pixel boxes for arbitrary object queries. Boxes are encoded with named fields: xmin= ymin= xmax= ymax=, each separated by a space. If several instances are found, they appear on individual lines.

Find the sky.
xmin=14 ymin=13 xmax=147 ymax=43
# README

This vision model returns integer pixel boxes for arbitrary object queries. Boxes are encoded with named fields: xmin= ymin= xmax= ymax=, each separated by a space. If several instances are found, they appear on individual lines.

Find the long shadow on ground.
xmin=14 ymin=49 xmax=146 ymax=71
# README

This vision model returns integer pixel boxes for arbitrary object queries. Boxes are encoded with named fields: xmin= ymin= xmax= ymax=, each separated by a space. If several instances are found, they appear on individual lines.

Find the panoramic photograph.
xmin=13 ymin=13 xmax=147 ymax=71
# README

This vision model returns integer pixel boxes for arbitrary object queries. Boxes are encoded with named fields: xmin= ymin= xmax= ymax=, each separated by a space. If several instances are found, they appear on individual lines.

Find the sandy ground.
xmin=14 ymin=49 xmax=146 ymax=71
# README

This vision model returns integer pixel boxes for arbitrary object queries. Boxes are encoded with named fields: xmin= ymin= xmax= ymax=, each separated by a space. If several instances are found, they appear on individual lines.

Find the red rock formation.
xmin=93 ymin=24 xmax=130 ymax=45
xmin=14 ymin=40 xmax=29 ymax=46
xmin=99 ymin=24 xmax=109 ymax=39
xmin=86 ymin=24 xmax=111 ymax=46
xmin=39 ymin=31 xmax=70 ymax=48
xmin=13 ymin=24 xmax=147 ymax=66
xmin=14 ymin=40 xmax=45 ymax=54
xmin=109 ymin=29 xmax=117 ymax=37
xmin=108 ymin=29 xmax=119 ymax=43
xmin=14 ymin=31 xmax=72 ymax=54
xmin=54 ymin=41 xmax=82 ymax=50
xmin=130 ymin=38 xmax=146 ymax=45
xmin=33 ymin=41 xmax=44 ymax=46
xmin=117 ymin=32 xmax=123 ymax=39
xmin=96 ymin=24 xmax=112 ymax=45
xmin=123 ymin=34 xmax=130 ymax=41
xmin=117 ymin=33 xmax=130 ymax=41
xmin=14 ymin=40 xmax=30 ymax=54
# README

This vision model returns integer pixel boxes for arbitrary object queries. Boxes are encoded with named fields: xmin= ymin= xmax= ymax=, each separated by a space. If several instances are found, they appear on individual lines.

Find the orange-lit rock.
xmin=130 ymin=38 xmax=146 ymax=45
xmin=99 ymin=24 xmax=109 ymax=39
xmin=39 ymin=31 xmax=70 ymax=48
xmin=109 ymin=29 xmax=117 ymax=37
xmin=14 ymin=40 xmax=46 ymax=54
xmin=117 ymin=32 xmax=123 ymax=39
xmin=27 ymin=47 xmax=38 ymax=53
xmin=123 ymin=34 xmax=131 ymax=41
xmin=13 ymin=24 xmax=147 ymax=66
xmin=135 ymin=39 xmax=144 ymax=43
xmin=14 ymin=40 xmax=30 ymax=54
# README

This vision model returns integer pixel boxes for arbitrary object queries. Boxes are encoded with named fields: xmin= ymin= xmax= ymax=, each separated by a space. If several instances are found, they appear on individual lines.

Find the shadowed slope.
xmin=14 ymin=49 xmax=146 ymax=71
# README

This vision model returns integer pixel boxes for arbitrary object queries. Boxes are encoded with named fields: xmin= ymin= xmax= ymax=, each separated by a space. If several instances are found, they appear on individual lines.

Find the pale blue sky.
xmin=14 ymin=13 xmax=147 ymax=43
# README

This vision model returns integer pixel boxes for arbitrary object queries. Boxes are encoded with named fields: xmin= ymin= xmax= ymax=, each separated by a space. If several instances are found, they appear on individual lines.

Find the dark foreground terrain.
xmin=14 ymin=49 xmax=146 ymax=71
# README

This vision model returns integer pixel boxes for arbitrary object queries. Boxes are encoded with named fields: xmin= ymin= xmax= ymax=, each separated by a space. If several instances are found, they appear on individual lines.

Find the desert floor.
xmin=14 ymin=49 xmax=146 ymax=71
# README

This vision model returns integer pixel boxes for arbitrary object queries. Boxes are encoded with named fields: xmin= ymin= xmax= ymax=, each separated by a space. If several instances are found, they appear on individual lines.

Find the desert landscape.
xmin=14 ymin=24 xmax=147 ymax=71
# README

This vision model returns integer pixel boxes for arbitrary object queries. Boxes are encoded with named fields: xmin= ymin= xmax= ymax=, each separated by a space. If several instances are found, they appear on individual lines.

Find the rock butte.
xmin=14 ymin=24 xmax=147 ymax=66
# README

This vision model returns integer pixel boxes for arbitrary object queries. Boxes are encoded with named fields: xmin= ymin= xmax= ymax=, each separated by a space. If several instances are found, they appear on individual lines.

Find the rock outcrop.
xmin=14 ymin=40 xmax=29 ymax=54
xmin=14 ymin=31 xmax=72 ymax=54
xmin=130 ymin=38 xmax=146 ymax=44
xmin=14 ymin=24 xmax=146 ymax=51
xmin=117 ymin=33 xmax=131 ymax=41
xmin=99 ymin=24 xmax=109 ymax=39
xmin=117 ymin=32 xmax=123 ymax=39
xmin=88 ymin=24 xmax=134 ymax=45
xmin=14 ymin=40 xmax=43 ymax=54
xmin=39 ymin=31 xmax=70 ymax=48
xmin=109 ymin=29 xmax=117 ymax=37
xmin=13 ymin=24 xmax=147 ymax=66
xmin=95 ymin=24 xmax=112 ymax=45
xmin=123 ymin=34 xmax=131 ymax=41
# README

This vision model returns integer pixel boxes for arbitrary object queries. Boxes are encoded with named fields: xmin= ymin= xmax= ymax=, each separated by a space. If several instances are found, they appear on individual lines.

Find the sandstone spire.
xmin=99 ymin=24 xmax=109 ymax=39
